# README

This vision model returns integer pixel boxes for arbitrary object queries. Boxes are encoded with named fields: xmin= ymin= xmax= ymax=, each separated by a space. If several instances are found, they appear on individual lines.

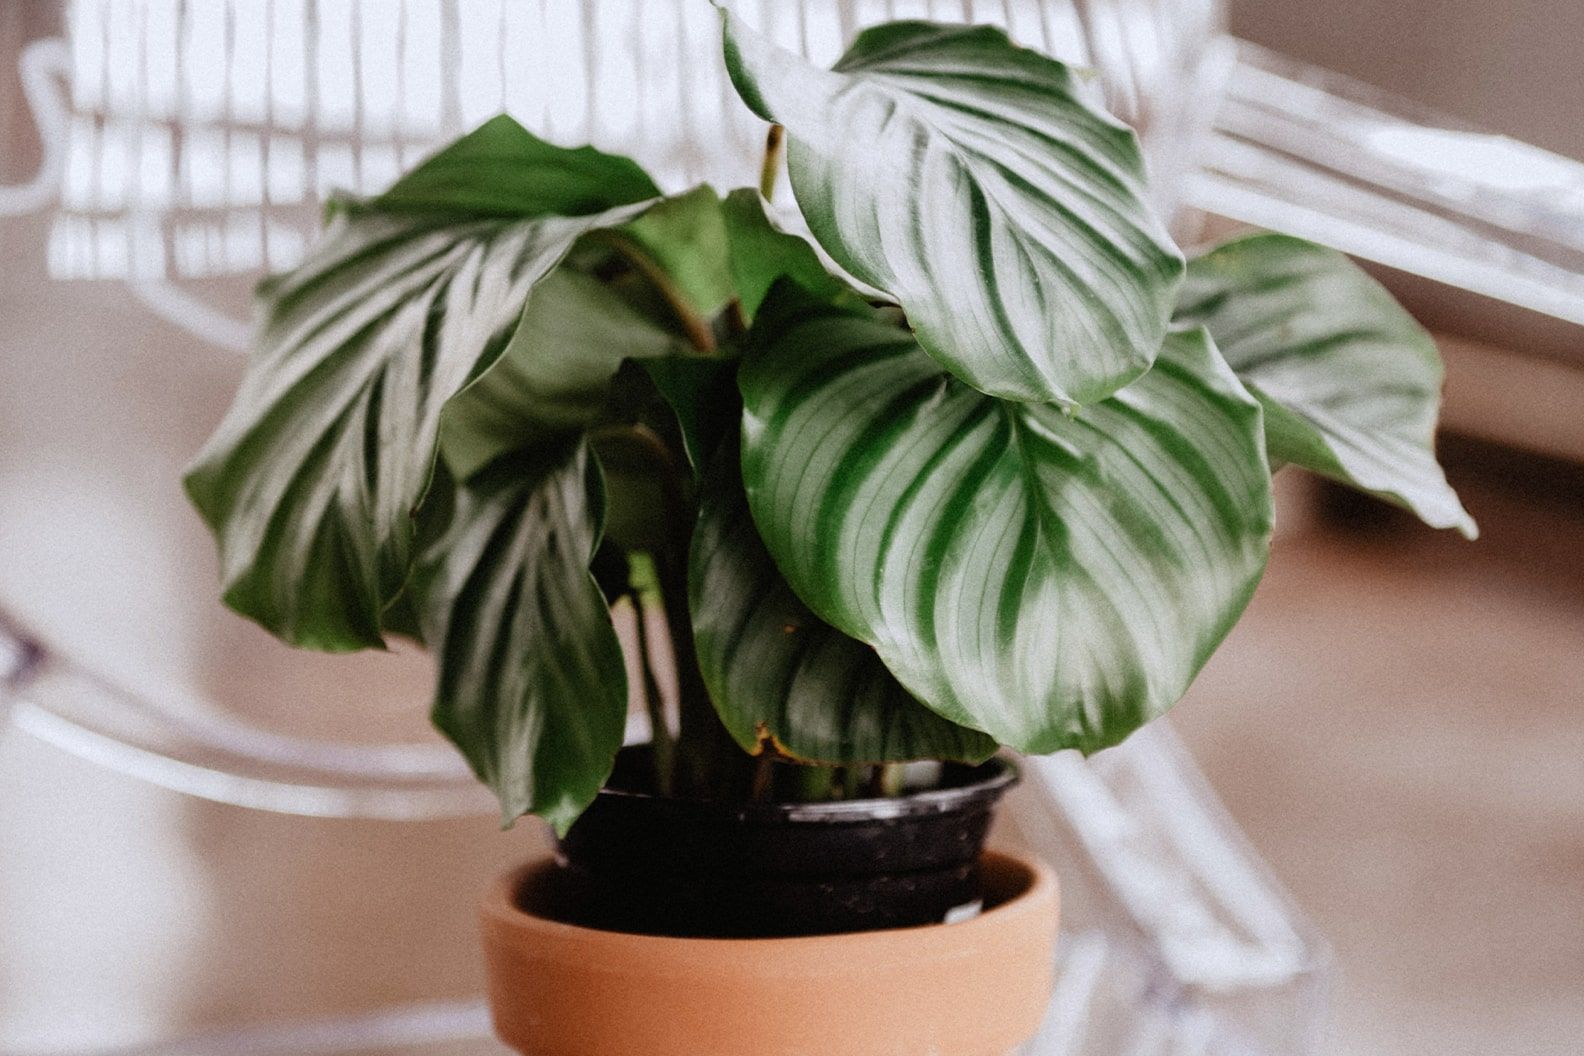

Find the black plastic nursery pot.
xmin=549 ymin=746 xmax=1020 ymax=938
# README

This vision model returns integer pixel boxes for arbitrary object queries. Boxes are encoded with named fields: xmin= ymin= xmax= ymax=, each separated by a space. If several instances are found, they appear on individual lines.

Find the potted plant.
xmin=184 ymin=11 xmax=1473 ymax=1056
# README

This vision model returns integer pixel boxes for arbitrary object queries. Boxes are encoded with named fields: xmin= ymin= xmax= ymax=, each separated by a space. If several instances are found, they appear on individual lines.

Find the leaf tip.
xmin=540 ymin=796 xmax=590 ymax=839
xmin=715 ymin=6 xmax=777 ymax=124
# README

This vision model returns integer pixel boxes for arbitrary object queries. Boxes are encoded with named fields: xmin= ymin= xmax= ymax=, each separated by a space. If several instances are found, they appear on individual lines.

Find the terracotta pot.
xmin=480 ymin=849 xmax=1058 ymax=1056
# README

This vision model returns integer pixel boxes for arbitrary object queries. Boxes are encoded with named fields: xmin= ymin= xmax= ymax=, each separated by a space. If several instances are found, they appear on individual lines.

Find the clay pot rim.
xmin=482 ymin=848 xmax=1055 ymax=952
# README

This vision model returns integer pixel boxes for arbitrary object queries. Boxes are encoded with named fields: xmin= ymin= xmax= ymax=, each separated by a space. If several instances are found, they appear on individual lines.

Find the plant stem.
xmin=839 ymin=765 xmax=863 ymax=799
xmin=632 ymin=592 xmax=674 ymax=795
xmin=594 ymin=231 xmax=716 ymax=354
xmin=793 ymin=764 xmax=832 ymax=802
xmin=608 ymin=424 xmax=745 ymax=797
xmin=750 ymin=753 xmax=776 ymax=801
xmin=759 ymin=124 xmax=785 ymax=202
xmin=656 ymin=546 xmax=741 ymax=794
xmin=865 ymin=762 xmax=906 ymax=799
xmin=864 ymin=764 xmax=885 ymax=799
xmin=590 ymin=421 xmax=738 ymax=793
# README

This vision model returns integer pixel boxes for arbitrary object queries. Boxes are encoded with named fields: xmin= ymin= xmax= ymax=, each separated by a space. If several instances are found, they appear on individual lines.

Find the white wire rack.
xmin=6 ymin=1 xmax=1580 ymax=353
xmin=1185 ymin=40 xmax=1584 ymax=330
xmin=3 ymin=0 xmax=1217 ymax=347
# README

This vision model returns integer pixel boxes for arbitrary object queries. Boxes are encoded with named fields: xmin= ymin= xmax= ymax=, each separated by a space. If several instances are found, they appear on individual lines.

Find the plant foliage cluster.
xmin=187 ymin=13 xmax=1471 ymax=830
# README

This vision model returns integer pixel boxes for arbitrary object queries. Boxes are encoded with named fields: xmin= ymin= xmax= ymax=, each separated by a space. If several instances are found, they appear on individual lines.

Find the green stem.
xmin=839 ymin=765 xmax=863 ymax=800
xmin=794 ymin=764 xmax=833 ymax=803
xmin=592 ymin=230 xmax=716 ymax=354
xmin=632 ymin=592 xmax=674 ymax=795
xmin=597 ymin=424 xmax=744 ymax=796
xmin=880 ymin=762 xmax=907 ymax=797
xmin=656 ymin=545 xmax=743 ymax=792
xmin=759 ymin=124 xmax=785 ymax=202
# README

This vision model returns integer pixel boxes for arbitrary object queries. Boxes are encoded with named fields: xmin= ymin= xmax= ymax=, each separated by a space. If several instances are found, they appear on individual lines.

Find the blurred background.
xmin=1 ymin=2 xmax=1579 ymax=1055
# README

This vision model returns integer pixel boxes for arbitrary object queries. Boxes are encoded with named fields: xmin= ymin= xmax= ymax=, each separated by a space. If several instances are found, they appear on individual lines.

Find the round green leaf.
xmin=722 ymin=15 xmax=1183 ymax=405
xmin=691 ymin=440 xmax=997 ymax=765
xmin=1176 ymin=233 xmax=1476 ymax=538
xmin=738 ymin=286 xmax=1273 ymax=754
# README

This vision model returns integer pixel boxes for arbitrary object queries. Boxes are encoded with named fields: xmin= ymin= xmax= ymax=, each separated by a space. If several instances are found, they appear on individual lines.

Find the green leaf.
xmin=596 ymin=185 xmax=736 ymax=323
xmin=418 ymin=440 xmax=627 ymax=833
xmin=639 ymin=357 xmax=741 ymax=474
xmin=186 ymin=124 xmax=664 ymax=652
xmin=721 ymin=15 xmax=1183 ymax=405
xmin=1175 ymin=233 xmax=1476 ymax=538
xmin=341 ymin=114 xmax=659 ymax=219
xmin=441 ymin=185 xmax=746 ymax=482
xmin=720 ymin=188 xmax=847 ymax=319
xmin=438 ymin=268 xmax=696 ymax=480
xmin=377 ymin=461 xmax=458 ymax=645
xmin=738 ymin=284 xmax=1273 ymax=754
xmin=692 ymin=438 xmax=997 ymax=764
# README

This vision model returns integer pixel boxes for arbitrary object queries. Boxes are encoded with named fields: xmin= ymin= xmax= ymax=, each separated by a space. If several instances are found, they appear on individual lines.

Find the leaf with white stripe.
xmin=1175 ymin=233 xmax=1475 ymax=537
xmin=738 ymin=285 xmax=1273 ymax=753
xmin=691 ymin=435 xmax=997 ymax=764
xmin=722 ymin=15 xmax=1183 ymax=404
xmin=185 ymin=119 xmax=661 ymax=652
xmin=419 ymin=440 xmax=626 ymax=832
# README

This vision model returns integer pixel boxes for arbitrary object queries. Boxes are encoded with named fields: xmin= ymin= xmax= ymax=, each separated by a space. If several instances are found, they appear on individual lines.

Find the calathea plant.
xmin=186 ymin=12 xmax=1472 ymax=834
